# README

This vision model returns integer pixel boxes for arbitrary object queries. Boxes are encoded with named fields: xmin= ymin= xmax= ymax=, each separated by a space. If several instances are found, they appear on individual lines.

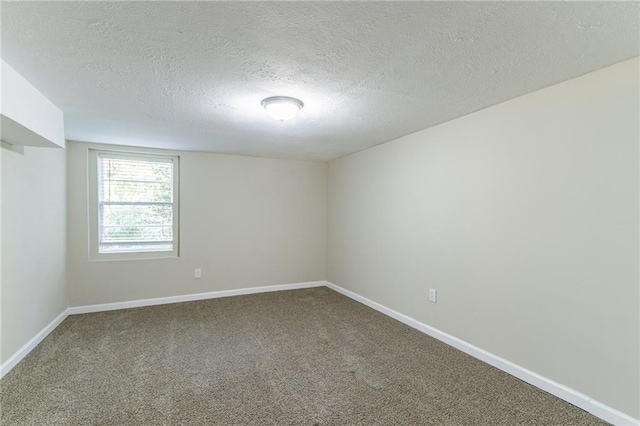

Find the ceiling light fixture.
xmin=261 ymin=96 xmax=304 ymax=122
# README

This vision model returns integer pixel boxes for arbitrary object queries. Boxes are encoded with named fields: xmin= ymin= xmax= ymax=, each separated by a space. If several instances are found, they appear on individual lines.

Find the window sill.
xmin=89 ymin=252 xmax=179 ymax=262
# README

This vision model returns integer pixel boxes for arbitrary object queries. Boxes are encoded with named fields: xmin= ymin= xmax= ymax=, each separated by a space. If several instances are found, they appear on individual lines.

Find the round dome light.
xmin=261 ymin=96 xmax=304 ymax=122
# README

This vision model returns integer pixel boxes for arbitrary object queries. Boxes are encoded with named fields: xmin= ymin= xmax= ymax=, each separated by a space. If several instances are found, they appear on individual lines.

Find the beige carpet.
xmin=1 ymin=287 xmax=606 ymax=425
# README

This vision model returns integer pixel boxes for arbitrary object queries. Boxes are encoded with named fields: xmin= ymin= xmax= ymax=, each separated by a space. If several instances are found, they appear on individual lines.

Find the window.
xmin=89 ymin=150 xmax=179 ymax=260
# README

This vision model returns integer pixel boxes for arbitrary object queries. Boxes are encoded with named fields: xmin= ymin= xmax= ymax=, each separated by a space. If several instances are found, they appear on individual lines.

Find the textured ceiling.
xmin=2 ymin=2 xmax=638 ymax=161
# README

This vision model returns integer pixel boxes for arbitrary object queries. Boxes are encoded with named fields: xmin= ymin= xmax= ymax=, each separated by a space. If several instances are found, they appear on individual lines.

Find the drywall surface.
xmin=1 ymin=145 xmax=68 ymax=364
xmin=327 ymin=58 xmax=639 ymax=418
xmin=67 ymin=141 xmax=327 ymax=306
xmin=0 ymin=60 xmax=65 ymax=148
xmin=0 ymin=145 xmax=2 ymax=363
xmin=3 ymin=2 xmax=638 ymax=160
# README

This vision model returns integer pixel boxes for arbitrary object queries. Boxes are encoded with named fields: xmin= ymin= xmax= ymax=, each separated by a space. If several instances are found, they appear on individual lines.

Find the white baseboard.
xmin=0 ymin=309 xmax=70 ymax=379
xmin=68 ymin=281 xmax=326 ymax=315
xmin=324 ymin=281 xmax=639 ymax=426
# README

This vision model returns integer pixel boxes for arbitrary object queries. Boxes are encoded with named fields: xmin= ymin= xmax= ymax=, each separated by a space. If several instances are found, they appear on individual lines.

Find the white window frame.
xmin=88 ymin=149 xmax=180 ymax=261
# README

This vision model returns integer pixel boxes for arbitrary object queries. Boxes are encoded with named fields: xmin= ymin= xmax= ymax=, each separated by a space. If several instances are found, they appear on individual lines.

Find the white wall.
xmin=327 ymin=58 xmax=639 ymax=418
xmin=67 ymin=141 xmax=327 ymax=306
xmin=0 ymin=60 xmax=65 ymax=148
xmin=1 ymin=145 xmax=68 ymax=364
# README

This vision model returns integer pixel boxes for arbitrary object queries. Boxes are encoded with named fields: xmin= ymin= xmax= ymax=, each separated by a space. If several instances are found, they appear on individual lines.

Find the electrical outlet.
xmin=429 ymin=288 xmax=437 ymax=303
xmin=195 ymin=268 xmax=202 ymax=278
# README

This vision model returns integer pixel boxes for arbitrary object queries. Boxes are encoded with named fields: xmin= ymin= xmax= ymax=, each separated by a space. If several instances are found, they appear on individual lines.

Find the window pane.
xmin=100 ymin=204 xmax=173 ymax=227
xmin=101 ymin=225 xmax=173 ymax=243
xmin=97 ymin=152 xmax=176 ymax=255
xmin=99 ymin=156 xmax=173 ymax=204
xmin=100 ymin=181 xmax=172 ymax=203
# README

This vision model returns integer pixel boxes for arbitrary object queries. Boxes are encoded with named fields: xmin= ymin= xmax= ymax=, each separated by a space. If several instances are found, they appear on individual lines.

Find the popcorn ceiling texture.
xmin=1 ymin=2 xmax=638 ymax=160
xmin=0 ymin=288 xmax=607 ymax=425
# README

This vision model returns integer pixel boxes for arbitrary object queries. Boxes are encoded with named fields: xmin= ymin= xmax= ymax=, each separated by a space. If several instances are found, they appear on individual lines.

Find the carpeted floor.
xmin=1 ymin=287 xmax=607 ymax=425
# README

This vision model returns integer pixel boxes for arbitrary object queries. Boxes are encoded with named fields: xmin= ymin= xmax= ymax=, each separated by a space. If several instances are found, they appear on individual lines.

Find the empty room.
xmin=1 ymin=1 xmax=638 ymax=425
